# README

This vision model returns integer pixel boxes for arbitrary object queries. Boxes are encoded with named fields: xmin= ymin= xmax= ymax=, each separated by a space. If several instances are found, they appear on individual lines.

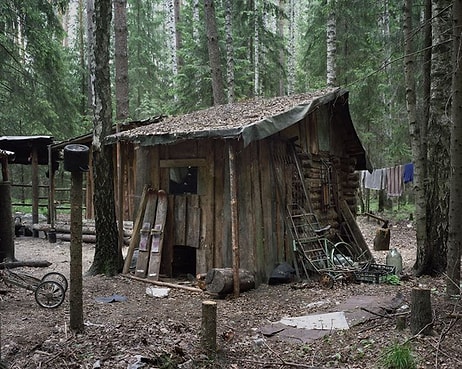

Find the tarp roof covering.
xmin=106 ymin=89 xmax=341 ymax=146
xmin=105 ymin=88 xmax=371 ymax=170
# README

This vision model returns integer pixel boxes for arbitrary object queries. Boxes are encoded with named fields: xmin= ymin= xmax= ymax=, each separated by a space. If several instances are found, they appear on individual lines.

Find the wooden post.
xmin=31 ymin=147 xmax=39 ymax=238
xmin=116 ymin=124 xmax=124 ymax=264
xmin=48 ymin=145 xmax=57 ymax=243
xmin=228 ymin=141 xmax=240 ymax=298
xmin=0 ymin=182 xmax=14 ymax=262
xmin=410 ymin=288 xmax=432 ymax=335
xmin=69 ymin=171 xmax=84 ymax=332
xmin=201 ymin=300 xmax=217 ymax=356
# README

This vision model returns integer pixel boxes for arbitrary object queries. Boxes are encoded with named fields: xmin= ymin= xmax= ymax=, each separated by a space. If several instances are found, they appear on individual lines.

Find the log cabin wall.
xmin=128 ymin=98 xmax=363 ymax=284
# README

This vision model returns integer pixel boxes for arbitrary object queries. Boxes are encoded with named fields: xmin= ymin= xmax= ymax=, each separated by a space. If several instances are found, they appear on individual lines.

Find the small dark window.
xmin=169 ymin=166 xmax=198 ymax=194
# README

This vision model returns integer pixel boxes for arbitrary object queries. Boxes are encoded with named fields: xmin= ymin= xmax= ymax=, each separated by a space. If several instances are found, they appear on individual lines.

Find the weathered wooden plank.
xmin=212 ymin=141 xmax=225 ymax=268
xmin=160 ymin=158 xmax=207 ymax=168
xmin=123 ymin=184 xmax=149 ymax=274
xmin=174 ymin=195 xmax=187 ymax=245
xmin=258 ymin=140 xmax=275 ymax=283
xmin=237 ymin=141 xmax=253 ymax=273
xmin=134 ymin=190 xmax=158 ymax=278
xmin=186 ymin=194 xmax=201 ymax=248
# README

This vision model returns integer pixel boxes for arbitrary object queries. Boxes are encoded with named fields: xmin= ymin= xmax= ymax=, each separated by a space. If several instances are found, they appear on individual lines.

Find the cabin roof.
xmin=106 ymin=88 xmax=343 ymax=147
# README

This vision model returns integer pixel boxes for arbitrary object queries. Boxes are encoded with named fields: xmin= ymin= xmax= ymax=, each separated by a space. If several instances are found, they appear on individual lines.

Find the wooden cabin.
xmin=105 ymin=88 xmax=372 ymax=283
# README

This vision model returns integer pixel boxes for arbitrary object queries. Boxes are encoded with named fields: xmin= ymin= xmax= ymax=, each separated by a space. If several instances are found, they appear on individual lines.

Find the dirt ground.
xmin=1 ymin=216 xmax=461 ymax=369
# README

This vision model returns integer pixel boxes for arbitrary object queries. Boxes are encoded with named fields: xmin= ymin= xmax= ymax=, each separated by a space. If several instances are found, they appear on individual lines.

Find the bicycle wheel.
xmin=34 ymin=281 xmax=65 ymax=308
xmin=41 ymin=272 xmax=68 ymax=292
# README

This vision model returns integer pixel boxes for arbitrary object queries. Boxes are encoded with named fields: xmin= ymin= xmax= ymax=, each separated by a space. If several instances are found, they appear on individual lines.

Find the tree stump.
xmin=410 ymin=288 xmax=432 ymax=335
xmin=201 ymin=300 xmax=217 ymax=357
xmin=205 ymin=268 xmax=255 ymax=295
xmin=373 ymin=227 xmax=390 ymax=251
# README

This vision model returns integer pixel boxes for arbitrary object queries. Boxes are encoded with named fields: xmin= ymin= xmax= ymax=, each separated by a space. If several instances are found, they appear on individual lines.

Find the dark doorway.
xmin=172 ymin=245 xmax=196 ymax=277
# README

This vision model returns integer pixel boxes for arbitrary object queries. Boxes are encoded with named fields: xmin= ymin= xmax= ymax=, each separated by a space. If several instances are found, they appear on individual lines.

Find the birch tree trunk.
xmin=225 ymin=0 xmax=235 ymax=103
xmin=167 ymin=0 xmax=179 ymax=99
xmin=114 ymin=0 xmax=129 ymax=263
xmin=447 ymin=0 xmax=462 ymax=297
xmin=78 ymin=0 xmax=87 ymax=116
xmin=204 ymin=0 xmax=225 ymax=105
xmin=86 ymin=0 xmax=95 ymax=112
xmin=254 ymin=0 xmax=260 ymax=96
xmin=173 ymin=0 xmax=182 ymax=67
xmin=415 ymin=0 xmax=451 ymax=276
xmin=287 ymin=0 xmax=296 ymax=95
xmin=88 ymin=0 xmax=123 ymax=276
xmin=193 ymin=0 xmax=200 ymax=41
xmin=326 ymin=0 xmax=337 ymax=88
xmin=277 ymin=0 xmax=286 ymax=96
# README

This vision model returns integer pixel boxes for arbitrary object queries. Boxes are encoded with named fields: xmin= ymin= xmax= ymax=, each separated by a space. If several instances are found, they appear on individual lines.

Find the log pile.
xmin=31 ymin=221 xmax=133 ymax=245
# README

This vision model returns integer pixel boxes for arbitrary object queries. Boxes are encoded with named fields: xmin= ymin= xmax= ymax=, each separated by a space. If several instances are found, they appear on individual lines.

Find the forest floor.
xmin=1 ymin=215 xmax=461 ymax=369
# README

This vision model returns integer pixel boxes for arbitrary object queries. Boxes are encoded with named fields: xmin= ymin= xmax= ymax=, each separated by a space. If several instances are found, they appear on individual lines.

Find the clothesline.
xmin=359 ymin=163 xmax=414 ymax=198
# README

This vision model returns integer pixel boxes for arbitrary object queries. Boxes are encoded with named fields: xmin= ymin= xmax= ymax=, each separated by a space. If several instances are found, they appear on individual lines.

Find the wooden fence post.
xmin=201 ymin=300 xmax=217 ymax=357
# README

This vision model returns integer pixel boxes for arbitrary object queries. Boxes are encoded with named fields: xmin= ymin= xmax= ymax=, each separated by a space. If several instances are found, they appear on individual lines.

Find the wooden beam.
xmin=160 ymin=158 xmax=207 ymax=168
xmin=228 ymin=141 xmax=240 ymax=298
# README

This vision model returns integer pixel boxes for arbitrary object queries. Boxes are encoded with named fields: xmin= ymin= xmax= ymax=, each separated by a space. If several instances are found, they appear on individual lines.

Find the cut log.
xmin=56 ymin=233 xmax=130 ymax=245
xmin=373 ymin=227 xmax=390 ymax=251
xmin=410 ymin=288 xmax=432 ymax=335
xmin=0 ymin=260 xmax=51 ymax=269
xmin=205 ymin=268 xmax=255 ymax=295
xmin=33 ymin=223 xmax=132 ymax=237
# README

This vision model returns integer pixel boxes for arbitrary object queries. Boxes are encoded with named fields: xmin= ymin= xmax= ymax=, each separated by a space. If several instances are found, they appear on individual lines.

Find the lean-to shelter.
xmin=105 ymin=88 xmax=373 ymax=284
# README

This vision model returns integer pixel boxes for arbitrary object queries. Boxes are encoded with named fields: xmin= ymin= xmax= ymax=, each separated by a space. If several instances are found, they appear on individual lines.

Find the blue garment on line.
xmin=403 ymin=163 xmax=414 ymax=183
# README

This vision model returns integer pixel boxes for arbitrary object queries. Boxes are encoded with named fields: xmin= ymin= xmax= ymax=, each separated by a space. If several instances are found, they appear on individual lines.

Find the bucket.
xmin=64 ymin=144 xmax=89 ymax=172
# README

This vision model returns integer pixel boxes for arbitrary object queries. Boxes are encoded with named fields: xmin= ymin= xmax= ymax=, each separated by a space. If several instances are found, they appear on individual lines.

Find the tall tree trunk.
xmin=254 ymin=0 xmax=260 ymax=96
xmin=204 ymin=0 xmax=225 ymax=105
xmin=86 ymin=0 xmax=95 ymax=113
xmin=277 ymin=0 xmax=286 ymax=96
xmin=326 ymin=0 xmax=337 ymax=88
xmin=114 ymin=0 xmax=129 ymax=266
xmin=447 ymin=0 xmax=462 ymax=297
xmin=404 ymin=0 xmax=426 ymax=278
xmin=167 ymin=0 xmax=179 ymax=100
xmin=416 ymin=0 xmax=452 ymax=276
xmin=413 ymin=0 xmax=431 ymax=274
xmin=114 ymin=0 xmax=129 ymax=121
xmin=78 ymin=0 xmax=87 ymax=116
xmin=173 ymin=0 xmax=182 ymax=67
xmin=88 ymin=0 xmax=122 ymax=276
xmin=287 ymin=0 xmax=295 ymax=94
xmin=225 ymin=0 xmax=235 ymax=103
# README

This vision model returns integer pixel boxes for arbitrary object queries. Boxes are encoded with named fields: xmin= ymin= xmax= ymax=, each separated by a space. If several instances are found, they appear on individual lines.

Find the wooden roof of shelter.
xmin=50 ymin=116 xmax=165 ymax=150
xmin=106 ymin=88 xmax=371 ymax=170
xmin=0 ymin=136 xmax=55 ymax=165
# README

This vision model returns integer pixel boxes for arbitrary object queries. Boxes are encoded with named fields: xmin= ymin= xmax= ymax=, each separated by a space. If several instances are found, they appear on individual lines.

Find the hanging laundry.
xmin=403 ymin=162 xmax=414 ymax=183
xmin=364 ymin=169 xmax=386 ymax=190
xmin=386 ymin=165 xmax=404 ymax=197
